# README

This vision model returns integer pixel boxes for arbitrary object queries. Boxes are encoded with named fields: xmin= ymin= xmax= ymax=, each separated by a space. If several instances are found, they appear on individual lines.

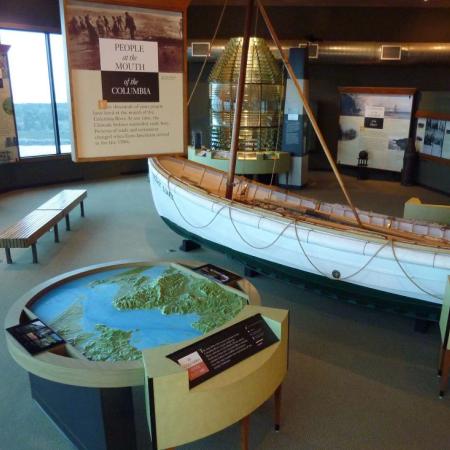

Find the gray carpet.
xmin=0 ymin=172 xmax=449 ymax=450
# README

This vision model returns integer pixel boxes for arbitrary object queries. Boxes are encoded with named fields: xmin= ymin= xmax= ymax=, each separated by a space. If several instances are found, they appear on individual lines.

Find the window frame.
xmin=0 ymin=27 xmax=71 ymax=160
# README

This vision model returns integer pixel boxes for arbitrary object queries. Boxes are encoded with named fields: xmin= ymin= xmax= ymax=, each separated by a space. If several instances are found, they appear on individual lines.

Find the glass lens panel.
xmin=50 ymin=34 xmax=72 ymax=154
xmin=0 ymin=29 xmax=56 ymax=157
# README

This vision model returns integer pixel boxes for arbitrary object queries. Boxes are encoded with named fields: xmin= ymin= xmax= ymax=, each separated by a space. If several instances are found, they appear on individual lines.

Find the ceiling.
xmin=190 ymin=0 xmax=450 ymax=7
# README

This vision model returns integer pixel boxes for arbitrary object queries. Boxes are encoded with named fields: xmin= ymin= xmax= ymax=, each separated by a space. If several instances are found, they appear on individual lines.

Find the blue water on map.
xmin=31 ymin=265 xmax=202 ymax=354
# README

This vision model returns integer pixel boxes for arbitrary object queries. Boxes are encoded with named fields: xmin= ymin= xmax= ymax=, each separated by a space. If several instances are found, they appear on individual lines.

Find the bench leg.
xmin=54 ymin=224 xmax=59 ymax=243
xmin=31 ymin=244 xmax=38 ymax=264
xmin=5 ymin=247 xmax=12 ymax=264
xmin=65 ymin=214 xmax=71 ymax=231
xmin=80 ymin=201 xmax=85 ymax=217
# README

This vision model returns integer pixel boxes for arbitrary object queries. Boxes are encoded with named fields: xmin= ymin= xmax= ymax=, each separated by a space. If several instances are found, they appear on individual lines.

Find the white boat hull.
xmin=149 ymin=158 xmax=450 ymax=307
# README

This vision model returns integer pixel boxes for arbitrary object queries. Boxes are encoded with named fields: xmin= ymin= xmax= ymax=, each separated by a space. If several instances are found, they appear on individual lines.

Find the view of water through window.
xmin=0 ymin=29 xmax=71 ymax=157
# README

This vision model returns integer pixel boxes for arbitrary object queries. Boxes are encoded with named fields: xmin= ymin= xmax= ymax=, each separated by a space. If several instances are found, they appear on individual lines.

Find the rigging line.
xmin=165 ymin=175 xmax=227 ymax=229
xmin=269 ymin=68 xmax=285 ymax=188
xmin=294 ymin=221 xmax=390 ymax=280
xmin=256 ymin=0 xmax=363 ymax=228
xmin=228 ymin=205 xmax=294 ymax=249
xmin=187 ymin=0 xmax=229 ymax=107
xmin=340 ymin=241 xmax=389 ymax=280
xmin=390 ymin=240 xmax=442 ymax=300
xmin=293 ymin=221 xmax=331 ymax=278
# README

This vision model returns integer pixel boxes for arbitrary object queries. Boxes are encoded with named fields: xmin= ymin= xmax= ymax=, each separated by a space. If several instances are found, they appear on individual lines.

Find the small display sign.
xmin=364 ymin=105 xmax=385 ymax=129
xmin=6 ymin=319 xmax=65 ymax=355
xmin=193 ymin=263 xmax=241 ymax=285
xmin=167 ymin=314 xmax=279 ymax=388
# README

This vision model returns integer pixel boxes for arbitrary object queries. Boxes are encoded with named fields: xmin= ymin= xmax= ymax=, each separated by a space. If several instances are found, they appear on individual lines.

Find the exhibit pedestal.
xmin=5 ymin=259 xmax=263 ymax=450
xmin=30 ymin=374 xmax=149 ymax=450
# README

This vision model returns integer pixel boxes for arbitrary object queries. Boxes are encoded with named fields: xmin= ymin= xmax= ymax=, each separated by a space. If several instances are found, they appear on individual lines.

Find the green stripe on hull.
xmin=162 ymin=217 xmax=441 ymax=322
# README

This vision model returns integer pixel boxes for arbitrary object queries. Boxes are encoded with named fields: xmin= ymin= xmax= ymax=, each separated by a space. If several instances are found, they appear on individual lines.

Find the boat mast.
xmin=256 ymin=0 xmax=363 ymax=227
xmin=225 ymin=0 xmax=255 ymax=200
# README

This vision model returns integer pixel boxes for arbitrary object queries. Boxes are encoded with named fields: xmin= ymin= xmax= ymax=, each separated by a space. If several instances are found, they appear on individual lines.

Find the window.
xmin=0 ymin=29 xmax=72 ymax=158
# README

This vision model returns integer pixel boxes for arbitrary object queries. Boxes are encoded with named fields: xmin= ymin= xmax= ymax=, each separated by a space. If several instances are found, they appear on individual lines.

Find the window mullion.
xmin=45 ymin=33 xmax=61 ymax=155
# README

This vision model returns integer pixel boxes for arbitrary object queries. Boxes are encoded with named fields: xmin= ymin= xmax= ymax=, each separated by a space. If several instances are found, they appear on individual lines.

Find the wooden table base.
xmin=241 ymin=415 xmax=250 ymax=450
xmin=274 ymin=384 xmax=282 ymax=431
xmin=438 ymin=347 xmax=450 ymax=398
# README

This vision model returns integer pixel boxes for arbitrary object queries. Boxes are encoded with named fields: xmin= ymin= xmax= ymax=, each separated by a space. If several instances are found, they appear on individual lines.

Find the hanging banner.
xmin=61 ymin=0 xmax=187 ymax=161
xmin=0 ymin=45 xmax=19 ymax=163
xmin=337 ymin=87 xmax=415 ymax=172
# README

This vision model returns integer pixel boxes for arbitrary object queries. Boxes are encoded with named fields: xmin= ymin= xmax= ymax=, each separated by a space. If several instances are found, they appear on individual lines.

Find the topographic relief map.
xmin=31 ymin=264 xmax=247 ymax=362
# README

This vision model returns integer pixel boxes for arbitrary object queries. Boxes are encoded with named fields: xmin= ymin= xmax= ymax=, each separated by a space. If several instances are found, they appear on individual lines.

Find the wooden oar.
xmin=256 ymin=0 xmax=363 ymax=228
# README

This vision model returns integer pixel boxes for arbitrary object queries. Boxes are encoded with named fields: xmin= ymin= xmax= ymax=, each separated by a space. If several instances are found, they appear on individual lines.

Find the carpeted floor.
xmin=0 ymin=172 xmax=449 ymax=450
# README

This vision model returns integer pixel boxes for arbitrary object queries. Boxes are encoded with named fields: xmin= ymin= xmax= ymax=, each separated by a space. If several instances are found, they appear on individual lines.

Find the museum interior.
xmin=1 ymin=1 xmax=450 ymax=449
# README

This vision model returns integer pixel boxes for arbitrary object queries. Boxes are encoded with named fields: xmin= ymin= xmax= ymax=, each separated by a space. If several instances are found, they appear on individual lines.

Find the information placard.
xmin=167 ymin=314 xmax=279 ymax=388
xmin=337 ymin=87 xmax=415 ymax=172
xmin=61 ymin=0 xmax=186 ymax=161
xmin=7 ymin=319 xmax=65 ymax=355
xmin=193 ymin=263 xmax=242 ymax=286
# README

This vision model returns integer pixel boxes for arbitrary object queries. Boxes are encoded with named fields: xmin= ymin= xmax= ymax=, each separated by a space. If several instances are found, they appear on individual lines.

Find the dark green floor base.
xmin=30 ymin=374 xmax=150 ymax=450
xmin=162 ymin=217 xmax=441 ymax=322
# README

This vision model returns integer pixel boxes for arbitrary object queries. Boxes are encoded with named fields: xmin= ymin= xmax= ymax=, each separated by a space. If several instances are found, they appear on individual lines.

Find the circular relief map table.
xmin=5 ymin=260 xmax=261 ymax=450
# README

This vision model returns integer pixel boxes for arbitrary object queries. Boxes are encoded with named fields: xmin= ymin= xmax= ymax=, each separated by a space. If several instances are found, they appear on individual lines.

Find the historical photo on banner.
xmin=337 ymin=91 xmax=414 ymax=172
xmin=0 ymin=47 xmax=19 ymax=163
xmin=62 ymin=0 xmax=184 ymax=160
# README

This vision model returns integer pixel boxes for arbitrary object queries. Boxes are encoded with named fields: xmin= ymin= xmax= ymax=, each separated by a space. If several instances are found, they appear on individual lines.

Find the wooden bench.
xmin=0 ymin=189 xmax=87 ymax=264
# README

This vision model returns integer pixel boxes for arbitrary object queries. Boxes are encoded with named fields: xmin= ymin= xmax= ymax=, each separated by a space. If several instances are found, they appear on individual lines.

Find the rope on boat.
xmin=163 ymin=174 xmax=443 ymax=299
xmin=166 ymin=175 xmax=227 ymax=229
xmin=390 ymin=240 xmax=441 ymax=300
xmin=293 ymin=222 xmax=389 ymax=281
xmin=228 ymin=206 xmax=294 ymax=249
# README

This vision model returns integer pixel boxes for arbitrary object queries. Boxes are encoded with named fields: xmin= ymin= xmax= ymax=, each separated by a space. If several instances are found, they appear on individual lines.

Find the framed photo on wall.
xmin=60 ymin=0 xmax=189 ymax=161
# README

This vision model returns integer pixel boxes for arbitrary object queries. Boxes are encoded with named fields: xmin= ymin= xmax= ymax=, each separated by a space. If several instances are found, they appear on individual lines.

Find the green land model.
xmin=46 ymin=264 xmax=247 ymax=362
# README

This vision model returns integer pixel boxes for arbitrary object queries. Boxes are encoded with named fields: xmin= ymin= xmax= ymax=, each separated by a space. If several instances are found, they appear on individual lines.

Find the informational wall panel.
xmin=0 ymin=45 xmax=19 ymax=163
xmin=337 ymin=87 xmax=415 ymax=172
xmin=61 ymin=0 xmax=186 ymax=161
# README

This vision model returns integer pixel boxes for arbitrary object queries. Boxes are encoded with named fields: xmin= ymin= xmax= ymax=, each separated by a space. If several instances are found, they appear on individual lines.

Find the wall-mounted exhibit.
xmin=0 ymin=44 xmax=18 ymax=163
xmin=337 ymin=87 xmax=415 ymax=172
xmin=415 ymin=91 xmax=450 ymax=161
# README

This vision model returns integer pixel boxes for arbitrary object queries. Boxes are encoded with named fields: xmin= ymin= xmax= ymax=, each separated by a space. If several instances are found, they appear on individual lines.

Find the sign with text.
xmin=337 ymin=88 xmax=415 ymax=172
xmin=62 ymin=0 xmax=185 ymax=161
xmin=193 ymin=263 xmax=242 ymax=286
xmin=167 ymin=314 xmax=279 ymax=388
xmin=364 ymin=105 xmax=385 ymax=129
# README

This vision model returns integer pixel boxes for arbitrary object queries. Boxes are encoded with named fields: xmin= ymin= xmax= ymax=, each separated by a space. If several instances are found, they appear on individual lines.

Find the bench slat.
xmin=37 ymin=189 xmax=87 ymax=211
xmin=0 ymin=210 xmax=64 ymax=247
